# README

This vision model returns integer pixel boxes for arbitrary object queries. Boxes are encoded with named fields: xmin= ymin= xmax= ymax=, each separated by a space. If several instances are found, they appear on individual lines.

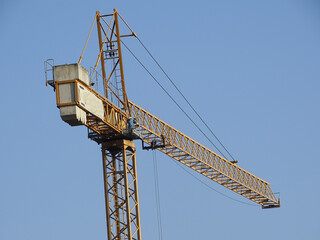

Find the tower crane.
xmin=45 ymin=9 xmax=280 ymax=240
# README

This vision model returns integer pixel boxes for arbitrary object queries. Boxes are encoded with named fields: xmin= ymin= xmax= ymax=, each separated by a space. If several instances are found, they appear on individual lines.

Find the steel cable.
xmin=153 ymin=150 xmax=163 ymax=240
xmin=120 ymin=40 xmax=229 ymax=159
xmin=120 ymin=40 xmax=258 ymax=208
xmin=101 ymin=16 xmax=234 ymax=160
xmin=135 ymin=36 xmax=237 ymax=163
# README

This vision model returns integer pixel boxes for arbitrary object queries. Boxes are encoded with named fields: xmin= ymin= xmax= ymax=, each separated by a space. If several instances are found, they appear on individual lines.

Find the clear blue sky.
xmin=1 ymin=0 xmax=320 ymax=239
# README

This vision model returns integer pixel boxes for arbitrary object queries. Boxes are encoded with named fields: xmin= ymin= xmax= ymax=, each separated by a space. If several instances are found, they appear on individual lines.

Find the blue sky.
xmin=1 ymin=0 xmax=320 ymax=239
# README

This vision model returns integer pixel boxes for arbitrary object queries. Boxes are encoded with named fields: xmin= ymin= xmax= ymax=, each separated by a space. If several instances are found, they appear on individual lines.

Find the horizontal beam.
xmin=129 ymin=101 xmax=280 ymax=208
xmin=53 ymin=76 xmax=279 ymax=208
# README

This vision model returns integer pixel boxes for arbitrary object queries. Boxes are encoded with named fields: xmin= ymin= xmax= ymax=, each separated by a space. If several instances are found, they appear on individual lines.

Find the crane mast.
xmin=94 ymin=10 xmax=141 ymax=239
xmin=46 ymin=9 xmax=280 ymax=240
xmin=101 ymin=140 xmax=141 ymax=240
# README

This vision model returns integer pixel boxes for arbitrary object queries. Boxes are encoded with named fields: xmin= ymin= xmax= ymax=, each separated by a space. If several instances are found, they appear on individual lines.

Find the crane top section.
xmin=77 ymin=9 xmax=136 ymax=116
xmin=45 ymin=10 xmax=280 ymax=209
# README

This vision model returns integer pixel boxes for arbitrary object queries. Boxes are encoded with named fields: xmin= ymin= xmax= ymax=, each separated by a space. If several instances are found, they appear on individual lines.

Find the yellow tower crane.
xmin=45 ymin=9 xmax=280 ymax=240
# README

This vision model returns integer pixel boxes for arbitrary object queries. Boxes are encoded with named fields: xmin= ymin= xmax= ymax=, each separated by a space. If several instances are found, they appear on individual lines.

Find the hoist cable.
xmin=135 ymin=36 xmax=237 ymax=163
xmin=120 ymin=40 xmax=228 ymax=159
xmin=153 ymin=150 xmax=163 ymax=240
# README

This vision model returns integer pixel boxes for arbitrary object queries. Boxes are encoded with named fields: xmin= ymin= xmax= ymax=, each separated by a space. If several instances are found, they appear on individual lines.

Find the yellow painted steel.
xmin=102 ymin=140 xmax=141 ymax=240
xmin=91 ymin=9 xmax=132 ymax=113
xmin=129 ymin=102 xmax=280 ymax=208
xmin=55 ymin=79 xmax=127 ymax=135
xmin=114 ymin=9 xmax=129 ymax=113
xmin=78 ymin=13 xmax=97 ymax=65
xmin=51 ymin=9 xmax=280 ymax=240
xmin=96 ymin=11 xmax=109 ymax=98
